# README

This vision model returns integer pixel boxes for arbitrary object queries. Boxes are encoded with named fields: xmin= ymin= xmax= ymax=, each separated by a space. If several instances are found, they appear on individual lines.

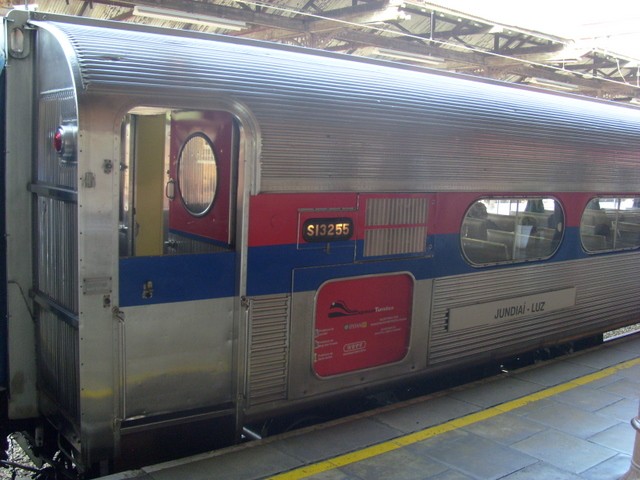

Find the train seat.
xmin=461 ymin=237 xmax=509 ymax=263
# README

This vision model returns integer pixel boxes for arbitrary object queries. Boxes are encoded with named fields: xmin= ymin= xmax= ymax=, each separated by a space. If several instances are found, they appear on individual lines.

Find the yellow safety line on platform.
xmin=269 ymin=356 xmax=640 ymax=480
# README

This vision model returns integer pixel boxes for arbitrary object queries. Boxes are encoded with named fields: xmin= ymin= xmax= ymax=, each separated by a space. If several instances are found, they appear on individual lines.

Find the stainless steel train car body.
xmin=2 ymin=10 xmax=640 ymax=471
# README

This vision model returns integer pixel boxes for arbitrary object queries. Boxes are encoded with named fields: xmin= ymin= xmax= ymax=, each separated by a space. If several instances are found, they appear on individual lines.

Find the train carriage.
xmin=1 ymin=9 xmax=640 ymax=474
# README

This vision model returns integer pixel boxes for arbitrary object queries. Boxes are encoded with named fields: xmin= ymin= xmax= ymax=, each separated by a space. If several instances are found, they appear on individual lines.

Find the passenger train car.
xmin=1 ymin=9 xmax=639 ymax=475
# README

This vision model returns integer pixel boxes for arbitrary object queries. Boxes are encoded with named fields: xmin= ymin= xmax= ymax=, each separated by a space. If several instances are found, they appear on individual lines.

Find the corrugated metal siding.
xmin=429 ymin=253 xmax=640 ymax=365
xmin=42 ymin=20 xmax=640 ymax=193
xmin=247 ymin=295 xmax=290 ymax=406
xmin=34 ymin=62 xmax=80 ymax=423
xmin=38 ymin=310 xmax=80 ymax=420
xmin=36 ymin=197 xmax=78 ymax=312
xmin=36 ymin=90 xmax=79 ymax=312
xmin=35 ymin=87 xmax=79 ymax=312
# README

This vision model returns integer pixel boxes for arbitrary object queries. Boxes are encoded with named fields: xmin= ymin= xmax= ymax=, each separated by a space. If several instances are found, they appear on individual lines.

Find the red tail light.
xmin=53 ymin=124 xmax=77 ymax=163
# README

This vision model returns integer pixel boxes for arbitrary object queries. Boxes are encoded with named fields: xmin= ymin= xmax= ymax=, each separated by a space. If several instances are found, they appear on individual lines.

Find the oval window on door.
xmin=177 ymin=132 xmax=218 ymax=216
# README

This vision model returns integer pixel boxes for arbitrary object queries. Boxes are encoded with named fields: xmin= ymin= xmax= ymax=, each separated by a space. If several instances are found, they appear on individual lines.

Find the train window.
xmin=580 ymin=197 xmax=640 ymax=252
xmin=461 ymin=198 xmax=564 ymax=265
xmin=177 ymin=132 xmax=218 ymax=216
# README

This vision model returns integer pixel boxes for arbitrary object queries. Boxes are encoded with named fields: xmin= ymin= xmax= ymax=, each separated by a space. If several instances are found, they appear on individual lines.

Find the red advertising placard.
xmin=313 ymin=274 xmax=413 ymax=377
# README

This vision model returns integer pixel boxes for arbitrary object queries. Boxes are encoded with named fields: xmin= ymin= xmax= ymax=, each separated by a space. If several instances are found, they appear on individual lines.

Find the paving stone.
xmin=500 ymin=461 xmax=583 ymax=479
xmin=273 ymin=418 xmax=401 ymax=463
xmin=588 ymin=422 xmax=636 ymax=455
xmin=507 ymin=397 xmax=557 ymax=417
xmin=448 ymin=377 xmax=543 ymax=408
xmin=596 ymin=397 xmax=638 ymax=422
xmin=585 ymin=373 xmax=628 ymax=390
xmin=428 ymin=470 xmax=474 ymax=480
xmin=144 ymin=444 xmax=300 ymax=480
xmin=567 ymin=346 xmax=640 ymax=369
xmin=340 ymin=446 xmax=449 ymax=480
xmin=580 ymin=453 xmax=633 ymax=480
xmin=552 ymin=384 xmax=622 ymax=412
xmin=617 ymin=363 xmax=640 ymax=382
xmin=461 ymin=412 xmax=546 ymax=445
xmin=601 ymin=378 xmax=640 ymax=399
xmin=305 ymin=469 xmax=364 ymax=480
xmin=518 ymin=401 xmax=619 ymax=438
xmin=373 ymin=395 xmax=481 ymax=433
xmin=512 ymin=429 xmax=616 ymax=474
xmin=512 ymin=360 xmax=595 ymax=387
xmin=410 ymin=432 xmax=537 ymax=480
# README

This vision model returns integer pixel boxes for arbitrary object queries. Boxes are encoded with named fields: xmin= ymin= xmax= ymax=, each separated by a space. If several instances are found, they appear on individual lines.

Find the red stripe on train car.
xmin=248 ymin=191 xmax=626 ymax=247
xmin=248 ymin=193 xmax=358 ymax=247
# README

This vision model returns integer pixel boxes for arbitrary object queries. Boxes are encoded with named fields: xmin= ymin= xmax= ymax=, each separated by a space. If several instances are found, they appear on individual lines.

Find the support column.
xmin=622 ymin=402 xmax=640 ymax=480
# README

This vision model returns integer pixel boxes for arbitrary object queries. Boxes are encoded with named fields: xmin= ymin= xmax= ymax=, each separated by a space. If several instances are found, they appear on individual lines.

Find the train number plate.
xmin=302 ymin=217 xmax=354 ymax=243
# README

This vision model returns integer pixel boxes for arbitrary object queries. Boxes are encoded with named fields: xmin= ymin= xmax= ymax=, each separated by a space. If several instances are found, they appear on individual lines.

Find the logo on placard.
xmin=328 ymin=300 xmax=373 ymax=318
xmin=343 ymin=341 xmax=367 ymax=354
xmin=344 ymin=322 xmax=367 ymax=330
xmin=328 ymin=300 xmax=394 ymax=318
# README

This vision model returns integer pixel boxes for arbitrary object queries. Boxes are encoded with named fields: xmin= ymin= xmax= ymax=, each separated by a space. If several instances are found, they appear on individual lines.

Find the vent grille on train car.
xmin=247 ymin=295 xmax=290 ymax=406
xmin=363 ymin=196 xmax=429 ymax=257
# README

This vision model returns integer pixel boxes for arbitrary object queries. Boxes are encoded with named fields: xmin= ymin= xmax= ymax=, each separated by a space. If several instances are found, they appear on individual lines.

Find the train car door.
xmin=168 ymin=111 xmax=234 ymax=248
xmin=118 ymin=108 xmax=238 ymax=425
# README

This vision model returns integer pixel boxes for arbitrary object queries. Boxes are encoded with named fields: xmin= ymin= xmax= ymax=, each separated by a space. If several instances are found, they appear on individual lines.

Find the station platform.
xmin=104 ymin=333 xmax=640 ymax=480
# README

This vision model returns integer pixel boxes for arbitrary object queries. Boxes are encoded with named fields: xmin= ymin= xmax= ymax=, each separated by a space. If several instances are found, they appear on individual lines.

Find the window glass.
xmin=580 ymin=197 xmax=640 ymax=252
xmin=461 ymin=198 xmax=564 ymax=265
xmin=178 ymin=133 xmax=218 ymax=216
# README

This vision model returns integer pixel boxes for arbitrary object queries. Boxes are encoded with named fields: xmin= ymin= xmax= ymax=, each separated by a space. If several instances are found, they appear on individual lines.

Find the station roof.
xmin=4 ymin=0 xmax=640 ymax=103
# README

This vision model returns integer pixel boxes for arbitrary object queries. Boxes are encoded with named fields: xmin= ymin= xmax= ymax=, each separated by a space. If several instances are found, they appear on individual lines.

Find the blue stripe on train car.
xmin=119 ymin=228 xmax=613 ymax=305
xmin=247 ymin=239 xmax=441 ymax=296
xmin=246 ymin=241 xmax=358 ymax=296
xmin=250 ymin=228 xmax=592 ymax=296
xmin=119 ymin=252 xmax=236 ymax=307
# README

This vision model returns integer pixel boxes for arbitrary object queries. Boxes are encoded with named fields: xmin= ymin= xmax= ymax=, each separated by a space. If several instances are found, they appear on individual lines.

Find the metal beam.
xmin=89 ymin=0 xmax=307 ymax=31
xmin=331 ymin=29 xmax=487 ymax=65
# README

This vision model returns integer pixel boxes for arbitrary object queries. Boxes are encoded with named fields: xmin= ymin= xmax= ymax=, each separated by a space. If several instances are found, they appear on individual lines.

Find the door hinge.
xmin=112 ymin=306 xmax=125 ymax=323
xmin=241 ymin=296 xmax=251 ymax=309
